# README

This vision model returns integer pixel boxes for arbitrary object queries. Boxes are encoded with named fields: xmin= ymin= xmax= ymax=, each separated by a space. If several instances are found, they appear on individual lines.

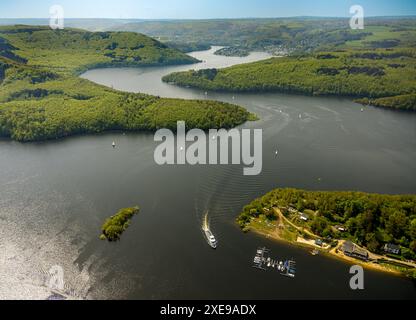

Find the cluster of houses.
xmin=340 ymin=241 xmax=402 ymax=262
xmin=285 ymin=206 xmax=403 ymax=259
xmin=287 ymin=207 xmax=310 ymax=221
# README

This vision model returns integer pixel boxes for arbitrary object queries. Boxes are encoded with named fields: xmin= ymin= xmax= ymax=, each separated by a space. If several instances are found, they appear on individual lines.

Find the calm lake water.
xmin=1 ymin=47 xmax=415 ymax=300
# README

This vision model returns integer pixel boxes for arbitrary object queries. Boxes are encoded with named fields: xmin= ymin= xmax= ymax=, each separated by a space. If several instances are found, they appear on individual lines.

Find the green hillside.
xmin=0 ymin=26 xmax=252 ymax=142
xmin=163 ymin=48 xmax=416 ymax=111
xmin=115 ymin=17 xmax=416 ymax=55
xmin=0 ymin=25 xmax=199 ymax=72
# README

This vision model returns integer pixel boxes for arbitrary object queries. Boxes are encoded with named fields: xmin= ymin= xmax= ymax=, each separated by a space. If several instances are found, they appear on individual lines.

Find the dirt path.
xmin=273 ymin=208 xmax=317 ymax=239
xmin=273 ymin=207 xmax=416 ymax=269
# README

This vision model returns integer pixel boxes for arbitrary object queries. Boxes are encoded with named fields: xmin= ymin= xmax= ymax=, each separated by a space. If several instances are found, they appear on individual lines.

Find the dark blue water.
xmin=0 ymin=48 xmax=415 ymax=299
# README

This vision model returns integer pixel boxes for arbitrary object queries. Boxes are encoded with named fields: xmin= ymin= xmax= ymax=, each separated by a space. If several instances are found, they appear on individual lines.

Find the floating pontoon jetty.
xmin=252 ymin=247 xmax=296 ymax=278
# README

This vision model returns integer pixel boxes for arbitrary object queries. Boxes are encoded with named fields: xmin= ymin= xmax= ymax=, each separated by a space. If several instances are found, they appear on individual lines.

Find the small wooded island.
xmin=238 ymin=188 xmax=416 ymax=279
xmin=100 ymin=206 xmax=140 ymax=242
xmin=214 ymin=47 xmax=250 ymax=57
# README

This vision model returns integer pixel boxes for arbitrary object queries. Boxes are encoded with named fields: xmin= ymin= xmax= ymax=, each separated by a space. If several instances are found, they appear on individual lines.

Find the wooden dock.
xmin=252 ymin=247 xmax=296 ymax=278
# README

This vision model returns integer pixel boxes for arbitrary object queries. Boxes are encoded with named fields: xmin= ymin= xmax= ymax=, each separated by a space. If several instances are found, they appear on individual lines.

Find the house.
xmin=341 ymin=241 xmax=369 ymax=261
xmin=335 ymin=225 xmax=347 ymax=232
xmin=383 ymin=243 xmax=401 ymax=255
xmin=299 ymin=212 xmax=309 ymax=221
xmin=288 ymin=207 xmax=297 ymax=213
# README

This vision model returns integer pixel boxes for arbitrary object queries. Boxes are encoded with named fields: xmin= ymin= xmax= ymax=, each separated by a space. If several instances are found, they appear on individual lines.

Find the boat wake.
xmin=202 ymin=212 xmax=209 ymax=232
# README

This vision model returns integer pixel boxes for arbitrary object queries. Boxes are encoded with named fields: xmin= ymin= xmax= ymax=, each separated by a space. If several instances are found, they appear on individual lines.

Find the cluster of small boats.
xmin=253 ymin=247 xmax=296 ymax=278
xmin=264 ymin=257 xmax=286 ymax=271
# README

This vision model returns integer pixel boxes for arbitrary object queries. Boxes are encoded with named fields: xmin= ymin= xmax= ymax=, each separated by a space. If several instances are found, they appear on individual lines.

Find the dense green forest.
xmin=163 ymin=48 xmax=416 ymax=111
xmin=0 ymin=25 xmax=198 ymax=73
xmin=165 ymin=42 xmax=211 ymax=53
xmin=238 ymin=188 xmax=416 ymax=260
xmin=0 ymin=26 xmax=253 ymax=142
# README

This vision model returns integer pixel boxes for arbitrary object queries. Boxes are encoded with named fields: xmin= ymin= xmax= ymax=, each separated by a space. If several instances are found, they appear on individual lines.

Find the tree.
xmin=410 ymin=240 xmax=416 ymax=253
xmin=311 ymin=216 xmax=328 ymax=236
xmin=385 ymin=210 xmax=408 ymax=239
xmin=401 ymin=247 xmax=416 ymax=260
xmin=410 ymin=219 xmax=416 ymax=239
xmin=365 ymin=233 xmax=380 ymax=253
xmin=322 ymin=226 xmax=334 ymax=238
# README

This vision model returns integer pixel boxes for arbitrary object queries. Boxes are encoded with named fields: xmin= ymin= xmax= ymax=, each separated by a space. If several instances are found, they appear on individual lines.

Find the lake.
xmin=1 ymin=47 xmax=415 ymax=299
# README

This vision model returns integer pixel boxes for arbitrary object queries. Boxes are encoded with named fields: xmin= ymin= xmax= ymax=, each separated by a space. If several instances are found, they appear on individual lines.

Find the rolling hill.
xmin=0 ymin=26 xmax=252 ymax=142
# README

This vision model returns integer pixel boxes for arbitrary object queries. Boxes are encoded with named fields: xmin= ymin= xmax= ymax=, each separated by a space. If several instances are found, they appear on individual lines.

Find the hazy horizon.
xmin=1 ymin=0 xmax=415 ymax=19
xmin=1 ymin=15 xmax=416 ymax=22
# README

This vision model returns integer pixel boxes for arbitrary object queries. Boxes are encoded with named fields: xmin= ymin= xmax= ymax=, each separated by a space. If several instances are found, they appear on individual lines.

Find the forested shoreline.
xmin=161 ymin=18 xmax=416 ymax=111
xmin=163 ymin=48 xmax=416 ymax=111
xmin=238 ymin=188 xmax=416 ymax=263
xmin=0 ymin=26 xmax=253 ymax=142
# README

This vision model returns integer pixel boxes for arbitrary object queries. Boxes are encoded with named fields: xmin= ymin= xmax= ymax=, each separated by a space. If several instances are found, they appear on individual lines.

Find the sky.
xmin=0 ymin=0 xmax=415 ymax=19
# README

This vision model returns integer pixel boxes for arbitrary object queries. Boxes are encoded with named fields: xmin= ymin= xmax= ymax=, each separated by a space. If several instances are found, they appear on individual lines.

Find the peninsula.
xmin=162 ymin=20 xmax=416 ymax=111
xmin=238 ymin=188 xmax=416 ymax=279
xmin=0 ymin=26 xmax=254 ymax=142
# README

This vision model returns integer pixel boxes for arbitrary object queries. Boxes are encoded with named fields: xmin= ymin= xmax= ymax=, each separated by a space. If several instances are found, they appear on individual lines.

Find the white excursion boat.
xmin=204 ymin=229 xmax=218 ymax=249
